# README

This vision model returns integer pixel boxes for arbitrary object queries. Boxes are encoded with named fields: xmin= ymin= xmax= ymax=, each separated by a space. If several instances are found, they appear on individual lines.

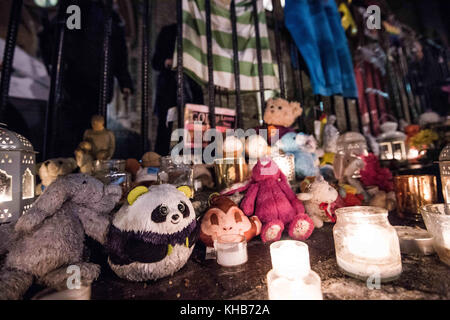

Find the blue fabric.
xmin=285 ymin=0 xmax=358 ymax=98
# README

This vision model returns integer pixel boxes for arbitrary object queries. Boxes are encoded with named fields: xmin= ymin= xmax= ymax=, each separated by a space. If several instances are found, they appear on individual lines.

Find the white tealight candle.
xmin=214 ymin=234 xmax=248 ymax=267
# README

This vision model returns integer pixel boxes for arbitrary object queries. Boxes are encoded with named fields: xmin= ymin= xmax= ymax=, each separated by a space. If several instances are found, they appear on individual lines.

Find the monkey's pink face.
xmin=201 ymin=206 xmax=252 ymax=241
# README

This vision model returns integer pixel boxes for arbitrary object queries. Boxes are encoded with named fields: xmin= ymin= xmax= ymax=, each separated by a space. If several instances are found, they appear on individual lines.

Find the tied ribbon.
xmin=319 ymin=202 xmax=336 ymax=223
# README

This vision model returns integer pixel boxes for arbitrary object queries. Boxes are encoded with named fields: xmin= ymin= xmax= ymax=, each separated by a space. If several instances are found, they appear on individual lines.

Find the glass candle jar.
xmin=93 ymin=159 xmax=131 ymax=199
xmin=333 ymin=206 xmax=402 ymax=282
xmin=158 ymin=156 xmax=194 ymax=198
xmin=420 ymin=204 xmax=450 ymax=266
xmin=214 ymin=234 xmax=248 ymax=267
xmin=394 ymin=175 xmax=438 ymax=221
xmin=267 ymin=241 xmax=322 ymax=300
xmin=213 ymin=157 xmax=248 ymax=189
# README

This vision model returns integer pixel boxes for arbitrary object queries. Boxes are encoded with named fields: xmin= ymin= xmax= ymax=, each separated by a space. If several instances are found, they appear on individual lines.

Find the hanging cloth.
xmin=174 ymin=0 xmax=279 ymax=91
xmin=284 ymin=0 xmax=358 ymax=98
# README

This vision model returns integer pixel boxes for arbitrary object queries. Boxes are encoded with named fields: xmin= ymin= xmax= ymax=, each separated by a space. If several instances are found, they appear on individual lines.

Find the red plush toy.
xmin=225 ymin=159 xmax=314 ymax=243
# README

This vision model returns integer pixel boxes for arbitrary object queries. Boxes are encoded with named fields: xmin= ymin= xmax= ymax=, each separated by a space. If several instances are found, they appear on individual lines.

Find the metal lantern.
xmin=0 ymin=125 xmax=36 ymax=223
xmin=377 ymin=121 xmax=407 ymax=161
xmin=439 ymin=144 xmax=450 ymax=204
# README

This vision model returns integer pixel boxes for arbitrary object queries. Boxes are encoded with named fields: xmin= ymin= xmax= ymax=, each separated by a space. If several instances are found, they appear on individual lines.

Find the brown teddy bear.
xmin=258 ymin=98 xmax=303 ymax=145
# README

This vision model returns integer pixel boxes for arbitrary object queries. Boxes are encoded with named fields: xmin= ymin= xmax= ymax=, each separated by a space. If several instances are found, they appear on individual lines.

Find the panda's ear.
xmin=177 ymin=185 xmax=193 ymax=199
xmin=127 ymin=186 xmax=149 ymax=205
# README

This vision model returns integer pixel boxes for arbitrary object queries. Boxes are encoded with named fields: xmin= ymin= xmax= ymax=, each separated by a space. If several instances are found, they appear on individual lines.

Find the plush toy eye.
xmin=159 ymin=205 xmax=169 ymax=215
xmin=234 ymin=211 xmax=242 ymax=223
xmin=210 ymin=213 xmax=219 ymax=225
xmin=178 ymin=202 xmax=185 ymax=213
xmin=270 ymin=105 xmax=274 ymax=109
xmin=278 ymin=106 xmax=282 ymax=110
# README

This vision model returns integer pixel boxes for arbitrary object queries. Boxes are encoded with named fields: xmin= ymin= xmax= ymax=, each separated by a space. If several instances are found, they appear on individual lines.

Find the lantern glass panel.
xmin=0 ymin=169 xmax=12 ymax=202
xmin=379 ymin=142 xmax=392 ymax=160
xmin=22 ymin=168 xmax=34 ymax=199
xmin=392 ymin=141 xmax=405 ymax=161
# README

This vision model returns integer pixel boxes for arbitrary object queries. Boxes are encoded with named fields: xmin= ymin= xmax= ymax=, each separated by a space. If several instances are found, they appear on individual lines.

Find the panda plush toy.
xmin=106 ymin=184 xmax=198 ymax=281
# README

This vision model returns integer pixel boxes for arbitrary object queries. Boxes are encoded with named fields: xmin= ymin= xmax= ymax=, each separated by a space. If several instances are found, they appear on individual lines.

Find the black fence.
xmin=0 ymin=0 xmax=447 ymax=160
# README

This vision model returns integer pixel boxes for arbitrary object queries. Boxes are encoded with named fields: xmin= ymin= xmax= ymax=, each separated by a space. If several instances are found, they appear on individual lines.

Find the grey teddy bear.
xmin=0 ymin=174 xmax=122 ymax=300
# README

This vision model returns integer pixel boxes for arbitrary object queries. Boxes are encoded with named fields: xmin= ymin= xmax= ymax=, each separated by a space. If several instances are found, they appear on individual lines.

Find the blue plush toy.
xmin=276 ymin=132 xmax=320 ymax=178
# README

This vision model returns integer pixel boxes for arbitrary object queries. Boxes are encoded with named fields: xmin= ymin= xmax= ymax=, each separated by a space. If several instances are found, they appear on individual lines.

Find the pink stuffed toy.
xmin=225 ymin=159 xmax=314 ymax=243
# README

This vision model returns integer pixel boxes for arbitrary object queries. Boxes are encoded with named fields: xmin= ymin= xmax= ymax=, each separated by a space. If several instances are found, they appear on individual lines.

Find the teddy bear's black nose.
xmin=172 ymin=214 xmax=180 ymax=220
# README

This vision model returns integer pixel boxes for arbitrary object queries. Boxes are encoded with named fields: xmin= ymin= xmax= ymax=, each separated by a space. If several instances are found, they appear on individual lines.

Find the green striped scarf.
xmin=174 ymin=0 xmax=279 ymax=92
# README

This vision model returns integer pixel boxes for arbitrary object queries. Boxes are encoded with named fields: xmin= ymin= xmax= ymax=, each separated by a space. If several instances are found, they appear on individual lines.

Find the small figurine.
xmin=74 ymin=141 xmax=94 ymax=175
xmin=83 ymin=115 xmax=115 ymax=160
xmin=322 ymin=115 xmax=339 ymax=160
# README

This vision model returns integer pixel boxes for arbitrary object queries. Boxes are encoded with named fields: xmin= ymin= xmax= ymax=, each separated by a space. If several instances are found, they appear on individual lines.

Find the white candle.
xmin=267 ymin=270 xmax=322 ymax=300
xmin=345 ymin=225 xmax=392 ymax=260
xmin=267 ymin=240 xmax=322 ymax=300
xmin=214 ymin=234 xmax=248 ymax=267
xmin=270 ymin=240 xmax=311 ymax=278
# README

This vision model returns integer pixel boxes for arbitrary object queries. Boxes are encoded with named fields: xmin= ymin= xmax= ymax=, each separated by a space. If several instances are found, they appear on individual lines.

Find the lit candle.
xmin=333 ymin=206 xmax=402 ymax=282
xmin=267 ymin=240 xmax=322 ymax=300
xmin=214 ymin=234 xmax=248 ymax=267
xmin=270 ymin=240 xmax=311 ymax=278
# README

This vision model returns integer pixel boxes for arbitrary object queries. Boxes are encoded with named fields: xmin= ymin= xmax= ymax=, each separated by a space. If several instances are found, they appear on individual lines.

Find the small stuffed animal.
xmin=134 ymin=152 xmax=162 ymax=187
xmin=106 ymin=184 xmax=198 ymax=281
xmin=36 ymin=157 xmax=78 ymax=195
xmin=276 ymin=132 xmax=320 ymax=178
xmin=0 ymin=174 xmax=122 ymax=300
xmin=297 ymin=176 xmax=340 ymax=228
xmin=141 ymin=152 xmax=161 ymax=168
xmin=225 ymin=159 xmax=314 ymax=243
xmin=200 ymin=195 xmax=261 ymax=247
xmin=260 ymin=98 xmax=303 ymax=145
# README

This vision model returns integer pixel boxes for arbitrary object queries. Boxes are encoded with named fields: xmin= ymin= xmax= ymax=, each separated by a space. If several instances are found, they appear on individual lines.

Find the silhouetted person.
xmin=152 ymin=24 xmax=204 ymax=156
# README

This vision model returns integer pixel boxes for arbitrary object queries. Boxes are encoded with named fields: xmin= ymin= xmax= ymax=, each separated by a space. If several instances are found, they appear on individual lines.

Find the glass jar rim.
xmin=393 ymin=174 xmax=436 ymax=179
xmin=335 ymin=206 xmax=388 ymax=219
xmin=420 ymin=204 xmax=450 ymax=217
